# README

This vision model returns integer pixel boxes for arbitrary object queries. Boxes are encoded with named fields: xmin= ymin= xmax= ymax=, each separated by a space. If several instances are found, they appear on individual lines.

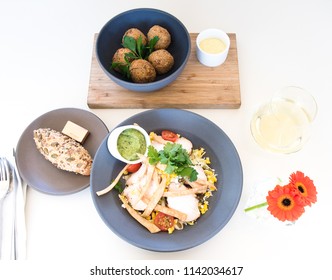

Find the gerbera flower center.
xmin=297 ymin=184 xmax=305 ymax=194
xmin=277 ymin=194 xmax=294 ymax=210
xmin=282 ymin=198 xmax=291 ymax=206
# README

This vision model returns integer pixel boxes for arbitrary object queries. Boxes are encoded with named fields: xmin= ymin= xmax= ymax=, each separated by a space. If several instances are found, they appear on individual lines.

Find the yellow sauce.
xmin=199 ymin=38 xmax=226 ymax=54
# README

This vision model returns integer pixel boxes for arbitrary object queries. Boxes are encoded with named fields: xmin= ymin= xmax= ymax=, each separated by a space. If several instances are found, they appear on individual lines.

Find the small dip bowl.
xmin=107 ymin=125 xmax=151 ymax=164
xmin=196 ymin=28 xmax=230 ymax=67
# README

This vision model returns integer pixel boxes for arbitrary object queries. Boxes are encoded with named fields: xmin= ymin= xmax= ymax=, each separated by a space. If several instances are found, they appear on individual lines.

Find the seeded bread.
xmin=33 ymin=128 xmax=92 ymax=176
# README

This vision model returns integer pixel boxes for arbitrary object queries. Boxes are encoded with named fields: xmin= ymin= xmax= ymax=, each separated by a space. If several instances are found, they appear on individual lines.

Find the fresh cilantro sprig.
xmin=148 ymin=143 xmax=198 ymax=182
xmin=111 ymin=35 xmax=159 ymax=78
xmin=111 ymin=61 xmax=131 ymax=79
xmin=122 ymin=35 xmax=159 ymax=60
xmin=112 ymin=181 xmax=123 ymax=193
xmin=145 ymin=36 xmax=159 ymax=57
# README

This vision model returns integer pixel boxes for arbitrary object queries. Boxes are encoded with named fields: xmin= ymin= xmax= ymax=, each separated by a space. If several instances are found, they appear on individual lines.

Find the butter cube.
xmin=62 ymin=121 xmax=89 ymax=143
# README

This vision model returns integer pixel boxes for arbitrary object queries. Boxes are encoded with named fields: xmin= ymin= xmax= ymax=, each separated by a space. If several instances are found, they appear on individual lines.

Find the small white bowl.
xmin=107 ymin=125 xmax=151 ymax=164
xmin=196 ymin=28 xmax=230 ymax=67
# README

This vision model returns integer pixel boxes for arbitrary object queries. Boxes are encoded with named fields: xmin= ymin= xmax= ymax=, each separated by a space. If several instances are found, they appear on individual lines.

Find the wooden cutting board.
xmin=87 ymin=33 xmax=241 ymax=109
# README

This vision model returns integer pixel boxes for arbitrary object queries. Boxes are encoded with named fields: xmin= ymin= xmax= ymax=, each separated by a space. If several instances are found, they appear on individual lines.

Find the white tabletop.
xmin=1 ymin=0 xmax=331 ymax=276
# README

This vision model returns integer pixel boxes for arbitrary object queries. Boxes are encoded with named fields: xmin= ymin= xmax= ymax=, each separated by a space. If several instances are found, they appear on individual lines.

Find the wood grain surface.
xmin=87 ymin=33 xmax=241 ymax=109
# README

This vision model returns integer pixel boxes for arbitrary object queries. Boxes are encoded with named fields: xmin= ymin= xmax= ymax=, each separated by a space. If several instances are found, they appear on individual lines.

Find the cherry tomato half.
xmin=154 ymin=212 xmax=175 ymax=231
xmin=161 ymin=130 xmax=178 ymax=142
xmin=126 ymin=163 xmax=142 ymax=173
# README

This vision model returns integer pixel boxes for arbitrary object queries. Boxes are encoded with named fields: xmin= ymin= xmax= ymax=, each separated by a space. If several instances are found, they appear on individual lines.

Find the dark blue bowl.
xmin=96 ymin=8 xmax=191 ymax=92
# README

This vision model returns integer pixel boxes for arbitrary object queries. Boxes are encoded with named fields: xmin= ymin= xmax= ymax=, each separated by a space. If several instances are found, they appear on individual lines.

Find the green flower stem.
xmin=244 ymin=202 xmax=268 ymax=212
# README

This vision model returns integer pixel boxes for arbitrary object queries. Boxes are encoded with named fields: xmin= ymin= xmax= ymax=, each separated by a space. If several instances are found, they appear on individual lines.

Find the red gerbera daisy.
xmin=266 ymin=184 xmax=305 ymax=222
xmin=289 ymin=171 xmax=317 ymax=207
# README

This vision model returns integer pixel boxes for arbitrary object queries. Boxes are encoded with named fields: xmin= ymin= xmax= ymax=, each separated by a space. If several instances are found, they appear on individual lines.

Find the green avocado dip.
xmin=117 ymin=128 xmax=147 ymax=161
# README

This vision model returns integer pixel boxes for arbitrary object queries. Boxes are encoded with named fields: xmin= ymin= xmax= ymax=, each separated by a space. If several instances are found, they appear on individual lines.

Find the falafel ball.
xmin=148 ymin=49 xmax=174 ymax=75
xmin=122 ymin=28 xmax=148 ymax=45
xmin=112 ymin=48 xmax=133 ymax=72
xmin=129 ymin=59 xmax=156 ymax=83
xmin=147 ymin=25 xmax=171 ymax=50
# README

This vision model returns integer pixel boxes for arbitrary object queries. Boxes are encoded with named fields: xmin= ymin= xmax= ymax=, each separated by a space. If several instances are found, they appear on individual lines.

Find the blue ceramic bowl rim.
xmin=96 ymin=8 xmax=191 ymax=91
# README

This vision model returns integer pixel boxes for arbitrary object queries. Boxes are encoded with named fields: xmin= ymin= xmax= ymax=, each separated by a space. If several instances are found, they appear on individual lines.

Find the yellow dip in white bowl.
xmin=196 ymin=28 xmax=230 ymax=67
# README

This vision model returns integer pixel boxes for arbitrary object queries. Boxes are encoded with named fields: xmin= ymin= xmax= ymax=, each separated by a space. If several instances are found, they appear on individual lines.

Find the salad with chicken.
xmin=97 ymin=129 xmax=217 ymax=234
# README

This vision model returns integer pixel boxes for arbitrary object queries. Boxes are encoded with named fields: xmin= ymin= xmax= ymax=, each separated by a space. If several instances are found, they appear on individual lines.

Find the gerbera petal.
xmin=266 ymin=184 xmax=305 ymax=222
xmin=289 ymin=171 xmax=317 ymax=206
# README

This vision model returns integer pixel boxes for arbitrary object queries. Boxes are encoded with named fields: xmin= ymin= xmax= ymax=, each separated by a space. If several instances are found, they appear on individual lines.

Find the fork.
xmin=0 ymin=157 xmax=12 ymax=258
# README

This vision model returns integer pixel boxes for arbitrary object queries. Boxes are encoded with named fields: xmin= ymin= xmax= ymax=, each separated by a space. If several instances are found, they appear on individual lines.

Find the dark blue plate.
xmin=96 ymin=8 xmax=191 ymax=92
xmin=90 ymin=109 xmax=243 ymax=252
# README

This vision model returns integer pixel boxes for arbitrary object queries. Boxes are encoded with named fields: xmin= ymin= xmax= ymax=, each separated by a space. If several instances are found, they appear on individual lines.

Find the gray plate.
xmin=91 ymin=109 xmax=243 ymax=252
xmin=16 ymin=108 xmax=109 ymax=195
